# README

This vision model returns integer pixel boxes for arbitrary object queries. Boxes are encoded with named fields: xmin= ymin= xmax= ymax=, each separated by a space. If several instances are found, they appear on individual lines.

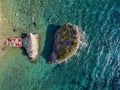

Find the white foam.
xmin=79 ymin=31 xmax=88 ymax=49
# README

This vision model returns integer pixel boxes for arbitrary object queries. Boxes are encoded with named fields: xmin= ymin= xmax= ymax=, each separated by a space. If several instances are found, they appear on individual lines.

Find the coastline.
xmin=0 ymin=0 xmax=21 ymax=57
xmin=0 ymin=1 xmax=6 ymax=57
xmin=0 ymin=0 xmax=10 ymax=84
xmin=0 ymin=0 xmax=21 ymax=86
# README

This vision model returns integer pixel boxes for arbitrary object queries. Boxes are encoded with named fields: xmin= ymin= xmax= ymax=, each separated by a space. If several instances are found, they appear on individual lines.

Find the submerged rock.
xmin=22 ymin=33 xmax=40 ymax=62
xmin=49 ymin=23 xmax=81 ymax=64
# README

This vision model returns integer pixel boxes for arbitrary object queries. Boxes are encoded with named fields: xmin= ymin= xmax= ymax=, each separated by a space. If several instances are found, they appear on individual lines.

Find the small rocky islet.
xmin=0 ymin=23 xmax=81 ymax=64
xmin=22 ymin=33 xmax=40 ymax=62
xmin=49 ymin=23 xmax=81 ymax=64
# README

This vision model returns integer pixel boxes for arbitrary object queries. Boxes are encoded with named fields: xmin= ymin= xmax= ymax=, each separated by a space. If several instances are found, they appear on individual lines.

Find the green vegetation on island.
xmin=57 ymin=24 xmax=78 ymax=60
xmin=49 ymin=23 xmax=81 ymax=64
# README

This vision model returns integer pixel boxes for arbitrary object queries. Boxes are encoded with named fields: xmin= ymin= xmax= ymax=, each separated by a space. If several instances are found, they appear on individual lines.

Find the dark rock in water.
xmin=33 ymin=22 xmax=37 ymax=27
xmin=13 ymin=28 xmax=17 ymax=32
xmin=1 ymin=47 xmax=5 ymax=51
xmin=49 ymin=23 xmax=81 ymax=64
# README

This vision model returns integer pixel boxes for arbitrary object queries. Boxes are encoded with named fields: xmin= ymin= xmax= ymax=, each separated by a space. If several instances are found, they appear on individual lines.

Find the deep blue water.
xmin=0 ymin=0 xmax=120 ymax=90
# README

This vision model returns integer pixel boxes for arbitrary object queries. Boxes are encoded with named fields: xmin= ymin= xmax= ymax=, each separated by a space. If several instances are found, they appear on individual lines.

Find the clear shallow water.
xmin=0 ymin=0 xmax=120 ymax=90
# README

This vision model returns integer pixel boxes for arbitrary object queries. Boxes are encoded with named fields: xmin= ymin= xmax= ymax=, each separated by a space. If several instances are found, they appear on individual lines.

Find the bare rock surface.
xmin=23 ymin=33 xmax=39 ymax=61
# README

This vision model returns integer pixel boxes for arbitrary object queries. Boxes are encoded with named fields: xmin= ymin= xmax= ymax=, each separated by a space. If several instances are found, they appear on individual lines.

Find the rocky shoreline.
xmin=49 ymin=23 xmax=81 ymax=64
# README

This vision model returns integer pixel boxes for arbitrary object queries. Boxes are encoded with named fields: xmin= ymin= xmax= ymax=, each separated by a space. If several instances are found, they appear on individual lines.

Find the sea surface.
xmin=0 ymin=0 xmax=120 ymax=90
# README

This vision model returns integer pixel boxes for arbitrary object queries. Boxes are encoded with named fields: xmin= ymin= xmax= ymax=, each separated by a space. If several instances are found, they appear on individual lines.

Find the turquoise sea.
xmin=0 ymin=0 xmax=120 ymax=90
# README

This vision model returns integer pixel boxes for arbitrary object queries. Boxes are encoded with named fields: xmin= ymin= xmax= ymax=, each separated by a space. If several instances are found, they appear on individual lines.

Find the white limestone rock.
xmin=23 ymin=33 xmax=39 ymax=61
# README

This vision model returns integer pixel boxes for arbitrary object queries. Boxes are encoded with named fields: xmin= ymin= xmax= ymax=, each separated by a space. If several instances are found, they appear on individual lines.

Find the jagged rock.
xmin=22 ymin=33 xmax=39 ymax=61
xmin=49 ymin=23 xmax=81 ymax=64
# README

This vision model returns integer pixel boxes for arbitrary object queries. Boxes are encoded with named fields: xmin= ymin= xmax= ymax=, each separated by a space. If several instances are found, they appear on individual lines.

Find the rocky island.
xmin=49 ymin=23 xmax=81 ymax=64
xmin=22 ymin=33 xmax=40 ymax=62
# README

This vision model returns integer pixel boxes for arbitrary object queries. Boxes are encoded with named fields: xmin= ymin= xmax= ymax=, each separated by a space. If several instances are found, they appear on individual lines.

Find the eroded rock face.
xmin=49 ymin=23 xmax=81 ymax=64
xmin=22 ymin=33 xmax=39 ymax=61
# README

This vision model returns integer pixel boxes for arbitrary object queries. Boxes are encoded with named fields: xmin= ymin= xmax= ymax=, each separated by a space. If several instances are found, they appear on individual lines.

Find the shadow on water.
xmin=20 ymin=47 xmax=28 ymax=57
xmin=20 ymin=33 xmax=28 ymax=56
xmin=41 ymin=24 xmax=61 ymax=63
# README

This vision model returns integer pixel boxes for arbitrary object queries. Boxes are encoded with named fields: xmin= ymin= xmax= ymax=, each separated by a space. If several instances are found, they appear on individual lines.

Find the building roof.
xmin=7 ymin=38 xmax=22 ymax=47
